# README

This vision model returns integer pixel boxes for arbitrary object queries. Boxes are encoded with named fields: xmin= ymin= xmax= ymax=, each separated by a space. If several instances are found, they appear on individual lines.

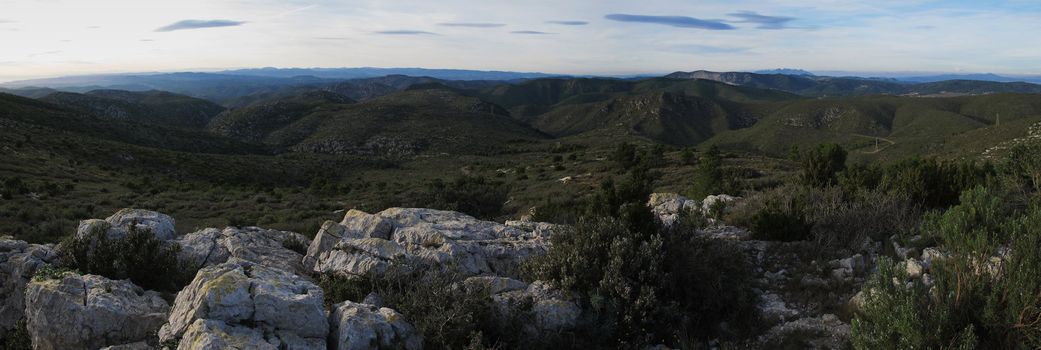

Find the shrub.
xmin=318 ymin=263 xmax=543 ymax=349
xmin=799 ymin=143 xmax=847 ymax=187
xmin=281 ymin=235 xmax=307 ymax=255
xmin=411 ymin=176 xmax=509 ymax=220
xmin=688 ymin=145 xmax=724 ymax=199
xmin=611 ymin=142 xmax=638 ymax=169
xmin=878 ymin=158 xmax=993 ymax=208
xmin=1002 ymin=140 xmax=1041 ymax=195
xmin=524 ymin=211 xmax=757 ymax=347
xmin=1 ymin=320 xmax=32 ymax=350
xmin=852 ymin=186 xmax=1041 ymax=349
xmin=735 ymin=185 xmax=920 ymax=249
xmin=58 ymin=225 xmax=192 ymax=292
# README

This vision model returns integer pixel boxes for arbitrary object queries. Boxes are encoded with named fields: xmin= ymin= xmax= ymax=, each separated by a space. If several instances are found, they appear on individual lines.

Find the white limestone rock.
xmin=159 ymin=259 xmax=327 ymax=348
xmin=328 ymin=301 xmax=423 ymax=350
xmin=24 ymin=273 xmax=170 ymax=350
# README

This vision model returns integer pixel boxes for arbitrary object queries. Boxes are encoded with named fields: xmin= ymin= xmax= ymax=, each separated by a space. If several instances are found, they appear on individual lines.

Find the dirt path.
xmin=852 ymin=134 xmax=896 ymax=154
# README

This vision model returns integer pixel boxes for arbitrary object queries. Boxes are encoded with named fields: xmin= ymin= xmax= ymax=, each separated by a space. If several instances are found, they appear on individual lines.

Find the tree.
xmin=800 ymin=143 xmax=847 ymax=187
xmin=688 ymin=145 xmax=723 ymax=199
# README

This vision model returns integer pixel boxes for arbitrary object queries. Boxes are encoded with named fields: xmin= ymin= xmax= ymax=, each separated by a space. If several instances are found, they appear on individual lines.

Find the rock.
xmin=493 ymin=281 xmax=580 ymax=331
xmin=701 ymin=194 xmax=740 ymax=214
xmin=99 ymin=342 xmax=153 ymax=350
xmin=329 ymin=301 xmax=423 ymax=350
xmin=647 ymin=192 xmax=685 ymax=209
xmin=758 ymin=314 xmax=851 ymax=349
xmin=178 ymin=319 xmax=275 ymax=350
xmin=76 ymin=208 xmax=176 ymax=241
xmin=24 ymin=273 xmax=170 ymax=350
xmin=305 ymin=208 xmax=553 ymax=279
xmin=464 ymin=276 xmax=528 ymax=294
xmin=159 ymin=259 xmax=327 ymax=348
xmin=696 ymin=225 xmax=750 ymax=240
xmin=0 ymin=239 xmax=56 ymax=337
xmin=921 ymin=247 xmax=945 ymax=271
xmin=758 ymin=293 xmax=799 ymax=325
xmin=340 ymin=209 xmax=393 ymax=240
xmin=175 ymin=226 xmax=311 ymax=275
xmin=905 ymin=258 xmax=924 ymax=278
xmin=648 ymin=193 xmax=694 ymax=227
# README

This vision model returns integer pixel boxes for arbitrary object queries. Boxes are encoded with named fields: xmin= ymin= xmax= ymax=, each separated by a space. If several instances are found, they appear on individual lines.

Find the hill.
xmin=213 ymin=88 xmax=545 ymax=156
xmin=665 ymin=70 xmax=1041 ymax=96
xmin=704 ymin=93 xmax=1041 ymax=161
xmin=39 ymin=90 xmax=226 ymax=128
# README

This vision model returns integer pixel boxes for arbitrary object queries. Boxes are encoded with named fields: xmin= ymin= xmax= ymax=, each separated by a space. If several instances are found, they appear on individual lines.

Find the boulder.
xmin=177 ymin=319 xmax=276 ymax=350
xmin=304 ymin=208 xmax=553 ymax=279
xmin=0 ymin=238 xmax=56 ymax=337
xmin=758 ymin=314 xmax=851 ymax=349
xmin=328 ymin=301 xmax=423 ymax=350
xmin=175 ymin=226 xmax=311 ymax=275
xmin=159 ymin=259 xmax=327 ymax=348
xmin=701 ymin=194 xmax=740 ymax=214
xmin=24 ymin=273 xmax=170 ymax=350
xmin=492 ymin=280 xmax=580 ymax=331
xmin=904 ymin=258 xmax=924 ymax=278
xmin=76 ymin=208 xmax=176 ymax=241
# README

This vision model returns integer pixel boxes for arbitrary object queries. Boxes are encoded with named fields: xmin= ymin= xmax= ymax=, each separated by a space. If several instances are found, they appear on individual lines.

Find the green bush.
xmin=524 ymin=211 xmax=757 ymax=347
xmin=318 ymin=263 xmax=545 ymax=349
xmin=411 ymin=176 xmax=509 ymax=220
xmin=1 ymin=320 xmax=32 ymax=350
xmin=58 ymin=225 xmax=193 ymax=292
xmin=799 ymin=143 xmax=847 ymax=187
xmin=852 ymin=186 xmax=1041 ymax=349
xmin=735 ymin=185 xmax=920 ymax=249
xmin=875 ymin=158 xmax=993 ymax=208
xmin=281 ymin=235 xmax=307 ymax=255
xmin=688 ymin=145 xmax=724 ymax=199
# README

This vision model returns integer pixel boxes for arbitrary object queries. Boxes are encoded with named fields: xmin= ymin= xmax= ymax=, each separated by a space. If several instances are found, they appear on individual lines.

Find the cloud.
xmin=438 ymin=22 xmax=505 ymax=28
xmin=546 ymin=20 xmax=588 ymax=26
xmin=511 ymin=30 xmax=554 ymax=35
xmin=727 ymin=11 xmax=795 ymax=29
xmin=139 ymin=39 xmax=155 ymax=42
xmin=155 ymin=19 xmax=245 ymax=32
xmin=315 ymin=37 xmax=351 ymax=41
xmin=0 ymin=19 xmax=14 ymax=24
xmin=374 ymin=30 xmax=438 ymax=35
xmin=29 ymin=50 xmax=62 ymax=57
xmin=670 ymin=44 xmax=750 ymax=54
xmin=604 ymin=14 xmax=734 ymax=30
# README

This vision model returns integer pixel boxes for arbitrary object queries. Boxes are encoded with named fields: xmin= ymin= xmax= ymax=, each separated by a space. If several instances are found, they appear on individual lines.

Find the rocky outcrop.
xmin=175 ymin=226 xmax=311 ymax=275
xmin=76 ymin=208 xmax=177 ymax=241
xmin=305 ymin=208 xmax=555 ymax=279
xmin=482 ymin=278 xmax=580 ymax=331
xmin=648 ymin=193 xmax=749 ymax=239
xmin=0 ymin=238 xmax=56 ymax=337
xmin=328 ymin=301 xmax=423 ymax=350
xmin=23 ymin=272 xmax=170 ymax=350
xmin=158 ymin=259 xmax=327 ymax=349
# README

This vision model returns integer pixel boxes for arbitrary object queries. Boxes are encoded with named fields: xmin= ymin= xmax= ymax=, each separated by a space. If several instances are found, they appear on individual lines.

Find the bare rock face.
xmin=158 ymin=259 xmax=327 ymax=349
xmin=76 ymin=208 xmax=176 ymax=241
xmin=0 ymin=238 xmax=56 ymax=338
xmin=175 ymin=226 xmax=311 ymax=275
xmin=178 ymin=319 xmax=276 ymax=350
xmin=488 ymin=279 xmax=580 ymax=331
xmin=305 ymin=208 xmax=555 ymax=279
xmin=23 ymin=272 xmax=170 ymax=350
xmin=328 ymin=301 xmax=423 ymax=350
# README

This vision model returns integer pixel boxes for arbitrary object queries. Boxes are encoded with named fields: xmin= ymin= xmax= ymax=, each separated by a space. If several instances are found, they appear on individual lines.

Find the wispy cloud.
xmin=315 ymin=37 xmax=351 ymax=41
xmin=604 ymin=14 xmax=734 ymax=30
xmin=139 ymin=39 xmax=155 ymax=42
xmin=546 ymin=20 xmax=588 ymax=26
xmin=29 ymin=50 xmax=62 ymax=57
xmin=374 ymin=30 xmax=438 ymax=35
xmin=155 ymin=19 xmax=245 ymax=32
xmin=670 ymin=44 xmax=750 ymax=54
xmin=0 ymin=19 xmax=14 ymax=24
xmin=727 ymin=11 xmax=795 ymax=29
xmin=437 ymin=22 xmax=505 ymax=28
xmin=511 ymin=30 xmax=554 ymax=35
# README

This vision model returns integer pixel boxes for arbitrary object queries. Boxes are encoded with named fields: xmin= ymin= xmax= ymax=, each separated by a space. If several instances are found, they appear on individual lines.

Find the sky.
xmin=1 ymin=0 xmax=1040 ymax=82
